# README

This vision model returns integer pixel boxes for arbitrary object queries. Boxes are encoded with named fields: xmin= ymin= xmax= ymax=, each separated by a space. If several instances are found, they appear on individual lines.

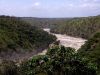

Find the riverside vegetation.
xmin=0 ymin=15 xmax=56 ymax=60
xmin=0 ymin=15 xmax=100 ymax=75
xmin=50 ymin=16 xmax=100 ymax=39
xmin=21 ymin=15 xmax=100 ymax=39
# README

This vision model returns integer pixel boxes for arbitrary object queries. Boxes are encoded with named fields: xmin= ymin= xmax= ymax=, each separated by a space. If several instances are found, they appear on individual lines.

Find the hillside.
xmin=0 ymin=16 xmax=99 ymax=75
xmin=0 ymin=35 xmax=98 ymax=75
xmin=19 ymin=45 xmax=96 ymax=75
xmin=21 ymin=16 xmax=100 ymax=39
xmin=21 ymin=17 xmax=71 ymax=28
xmin=78 ymin=31 xmax=100 ymax=74
xmin=19 ymin=31 xmax=100 ymax=75
xmin=0 ymin=15 xmax=56 ymax=60
xmin=50 ymin=16 xmax=100 ymax=39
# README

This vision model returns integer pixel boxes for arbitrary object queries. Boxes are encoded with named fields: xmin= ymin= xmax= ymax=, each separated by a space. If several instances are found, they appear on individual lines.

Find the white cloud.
xmin=34 ymin=2 xmax=40 ymax=6
xmin=69 ymin=4 xmax=74 ymax=7
xmin=0 ymin=0 xmax=100 ymax=17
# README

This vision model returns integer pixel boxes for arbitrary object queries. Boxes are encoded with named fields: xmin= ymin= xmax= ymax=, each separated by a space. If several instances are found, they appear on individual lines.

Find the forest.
xmin=22 ymin=16 xmax=100 ymax=39
xmin=0 ymin=15 xmax=56 ymax=60
xmin=0 ymin=15 xmax=100 ymax=75
xmin=0 ymin=31 xmax=99 ymax=75
xmin=50 ymin=16 xmax=100 ymax=39
xmin=21 ymin=17 xmax=71 ymax=28
xmin=78 ymin=31 xmax=100 ymax=74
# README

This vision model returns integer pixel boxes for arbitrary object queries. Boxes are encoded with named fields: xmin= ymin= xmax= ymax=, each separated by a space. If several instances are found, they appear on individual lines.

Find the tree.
xmin=20 ymin=45 xmax=97 ymax=75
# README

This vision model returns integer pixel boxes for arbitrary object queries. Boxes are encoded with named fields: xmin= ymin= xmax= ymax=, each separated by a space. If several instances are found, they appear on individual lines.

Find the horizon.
xmin=0 ymin=0 xmax=100 ymax=18
xmin=0 ymin=14 xmax=99 ymax=18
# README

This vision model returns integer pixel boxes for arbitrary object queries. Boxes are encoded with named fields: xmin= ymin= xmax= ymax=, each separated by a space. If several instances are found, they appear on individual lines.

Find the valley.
xmin=44 ymin=28 xmax=86 ymax=50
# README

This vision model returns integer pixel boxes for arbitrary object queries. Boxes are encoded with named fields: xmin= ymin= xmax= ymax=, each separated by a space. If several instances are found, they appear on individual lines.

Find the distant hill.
xmin=50 ymin=16 xmax=100 ymax=39
xmin=21 ymin=17 xmax=71 ymax=28
xmin=21 ymin=16 xmax=100 ymax=39
xmin=0 ymin=15 xmax=56 ymax=60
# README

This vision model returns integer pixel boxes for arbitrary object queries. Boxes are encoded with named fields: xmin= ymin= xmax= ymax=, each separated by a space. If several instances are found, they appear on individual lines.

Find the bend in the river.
xmin=43 ymin=28 xmax=87 ymax=50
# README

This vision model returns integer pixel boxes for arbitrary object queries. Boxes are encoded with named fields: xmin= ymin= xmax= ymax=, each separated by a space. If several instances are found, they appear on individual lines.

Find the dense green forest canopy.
xmin=20 ymin=45 xmax=97 ymax=75
xmin=0 ymin=46 xmax=96 ymax=75
xmin=0 ymin=15 xmax=100 ymax=75
xmin=21 ymin=17 xmax=71 ymax=28
xmin=21 ymin=16 xmax=100 ymax=39
xmin=78 ymin=31 xmax=100 ymax=74
xmin=18 ymin=31 xmax=100 ymax=75
xmin=50 ymin=16 xmax=100 ymax=39
xmin=0 ymin=15 xmax=56 ymax=53
xmin=0 ymin=32 xmax=99 ymax=75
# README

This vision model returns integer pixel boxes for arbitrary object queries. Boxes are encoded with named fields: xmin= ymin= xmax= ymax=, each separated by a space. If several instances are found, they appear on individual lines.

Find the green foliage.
xmin=78 ymin=32 xmax=100 ymax=62
xmin=0 ymin=60 xmax=19 ymax=75
xmin=21 ymin=17 xmax=70 ymax=28
xmin=20 ymin=55 xmax=49 ymax=75
xmin=50 ymin=16 xmax=100 ymax=39
xmin=0 ymin=15 xmax=99 ymax=75
xmin=20 ymin=45 xmax=96 ymax=75
xmin=0 ymin=15 xmax=56 ymax=53
xmin=78 ymin=32 xmax=100 ymax=74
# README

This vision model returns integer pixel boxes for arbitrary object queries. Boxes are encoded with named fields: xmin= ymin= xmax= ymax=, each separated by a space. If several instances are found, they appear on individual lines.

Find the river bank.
xmin=43 ymin=28 xmax=86 ymax=51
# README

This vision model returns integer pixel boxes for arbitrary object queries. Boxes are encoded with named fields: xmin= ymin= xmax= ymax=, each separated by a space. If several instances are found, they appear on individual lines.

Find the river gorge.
xmin=38 ymin=28 xmax=87 ymax=55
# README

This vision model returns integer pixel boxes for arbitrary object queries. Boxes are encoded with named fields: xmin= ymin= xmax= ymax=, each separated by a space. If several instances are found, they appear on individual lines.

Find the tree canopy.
xmin=20 ymin=45 xmax=97 ymax=75
xmin=0 ymin=15 xmax=56 ymax=59
xmin=50 ymin=16 xmax=100 ymax=39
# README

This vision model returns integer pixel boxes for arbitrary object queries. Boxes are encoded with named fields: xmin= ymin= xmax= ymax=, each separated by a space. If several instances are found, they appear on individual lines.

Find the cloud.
xmin=0 ymin=0 xmax=100 ymax=17
xmin=34 ymin=2 xmax=40 ymax=6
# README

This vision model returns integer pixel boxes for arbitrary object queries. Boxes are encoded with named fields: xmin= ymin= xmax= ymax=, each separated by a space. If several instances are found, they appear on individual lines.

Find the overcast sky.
xmin=0 ymin=0 xmax=100 ymax=18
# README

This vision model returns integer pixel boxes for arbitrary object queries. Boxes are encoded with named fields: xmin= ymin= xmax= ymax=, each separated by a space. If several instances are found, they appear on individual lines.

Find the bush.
xmin=20 ymin=45 xmax=97 ymax=75
xmin=0 ymin=60 xmax=19 ymax=75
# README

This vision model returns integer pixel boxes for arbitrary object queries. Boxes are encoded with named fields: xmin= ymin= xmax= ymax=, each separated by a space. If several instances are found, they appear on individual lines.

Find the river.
xmin=38 ymin=28 xmax=87 ymax=55
xmin=44 ymin=28 xmax=86 ymax=50
xmin=0 ymin=28 xmax=86 ymax=61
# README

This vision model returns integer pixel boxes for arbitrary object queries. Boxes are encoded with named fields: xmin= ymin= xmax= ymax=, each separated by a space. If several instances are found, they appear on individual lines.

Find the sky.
xmin=0 ymin=0 xmax=100 ymax=18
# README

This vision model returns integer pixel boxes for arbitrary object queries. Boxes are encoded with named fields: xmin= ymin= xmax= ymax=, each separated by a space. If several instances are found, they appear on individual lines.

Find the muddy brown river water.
xmin=38 ymin=28 xmax=87 ymax=55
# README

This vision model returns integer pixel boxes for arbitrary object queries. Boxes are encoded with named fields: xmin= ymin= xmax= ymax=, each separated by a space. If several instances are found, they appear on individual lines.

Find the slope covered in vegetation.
xmin=0 ymin=15 xmax=56 ymax=58
xmin=21 ymin=17 xmax=71 ymax=28
xmin=78 ymin=31 xmax=100 ymax=74
xmin=0 ymin=15 xmax=99 ymax=75
xmin=20 ymin=45 xmax=96 ymax=75
xmin=50 ymin=16 xmax=100 ymax=39
xmin=0 ymin=43 xmax=98 ymax=75
xmin=0 ymin=24 xmax=99 ymax=75
xmin=19 ymin=32 xmax=100 ymax=75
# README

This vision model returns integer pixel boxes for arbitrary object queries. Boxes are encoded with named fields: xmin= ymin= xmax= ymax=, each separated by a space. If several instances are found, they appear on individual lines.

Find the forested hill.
xmin=21 ymin=16 xmax=100 ymax=39
xmin=21 ymin=17 xmax=71 ymax=28
xmin=0 ymin=15 xmax=56 ymax=59
xmin=50 ymin=16 xmax=100 ymax=39
xmin=78 ymin=31 xmax=100 ymax=74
